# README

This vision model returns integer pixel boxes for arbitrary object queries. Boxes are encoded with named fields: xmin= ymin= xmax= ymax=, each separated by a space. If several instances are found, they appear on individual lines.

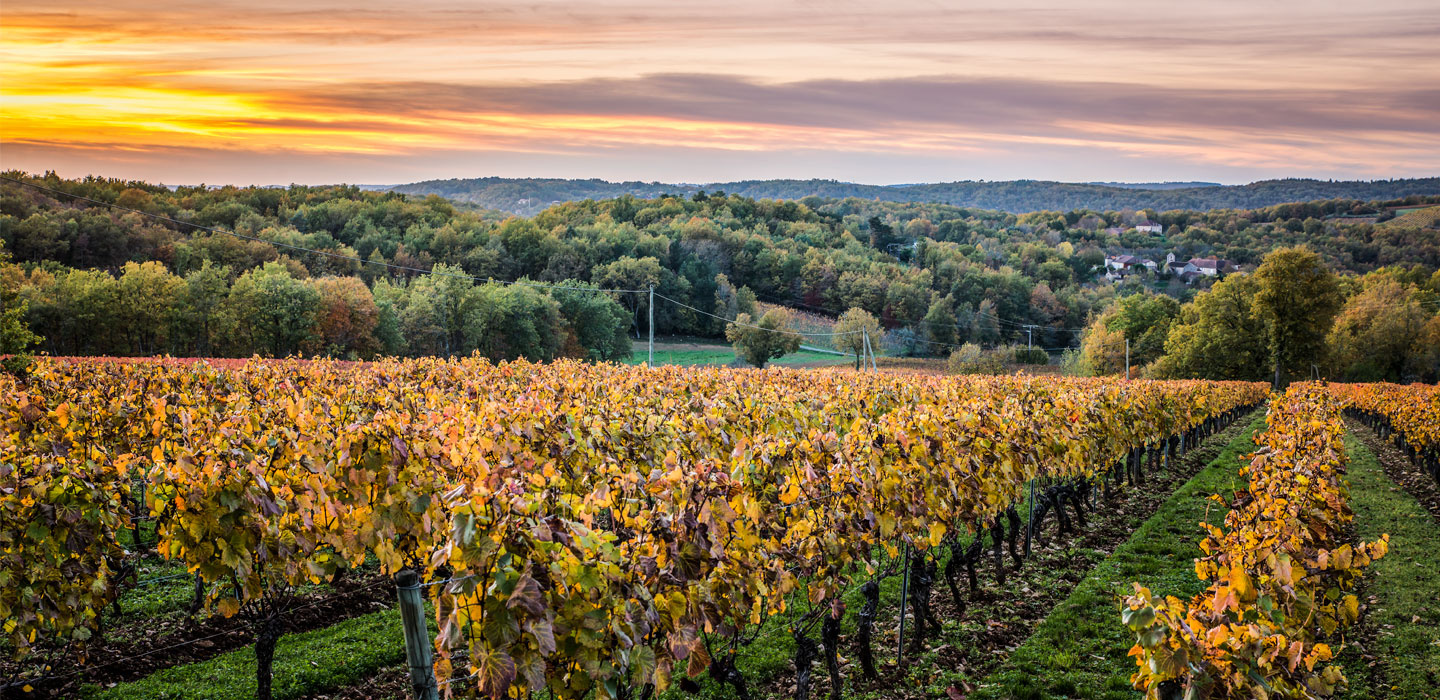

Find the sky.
xmin=2 ymin=0 xmax=1438 ymax=186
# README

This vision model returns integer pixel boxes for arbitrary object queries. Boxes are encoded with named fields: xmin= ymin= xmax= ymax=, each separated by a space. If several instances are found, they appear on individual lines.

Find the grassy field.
xmin=1334 ymin=430 xmax=1440 ymax=699
xmin=620 ymin=337 xmax=852 ymax=368
xmin=970 ymin=412 xmax=1265 ymax=700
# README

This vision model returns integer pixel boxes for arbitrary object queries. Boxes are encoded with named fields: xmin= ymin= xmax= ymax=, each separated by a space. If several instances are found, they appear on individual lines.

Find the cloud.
xmin=273 ymin=74 xmax=1440 ymax=138
xmin=4 ymin=0 xmax=1438 ymax=183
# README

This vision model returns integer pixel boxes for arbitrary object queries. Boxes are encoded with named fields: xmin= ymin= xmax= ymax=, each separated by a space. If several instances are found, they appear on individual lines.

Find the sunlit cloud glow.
xmin=2 ymin=1 xmax=1437 ymax=185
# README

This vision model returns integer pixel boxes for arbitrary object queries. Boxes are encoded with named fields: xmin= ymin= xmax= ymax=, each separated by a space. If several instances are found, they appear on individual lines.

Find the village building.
xmin=1105 ymin=254 xmax=1158 ymax=272
xmin=1177 ymin=257 xmax=1237 ymax=283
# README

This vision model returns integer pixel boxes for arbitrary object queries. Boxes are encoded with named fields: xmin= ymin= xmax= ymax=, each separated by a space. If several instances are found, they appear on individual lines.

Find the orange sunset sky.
xmin=2 ymin=0 xmax=1438 ymax=186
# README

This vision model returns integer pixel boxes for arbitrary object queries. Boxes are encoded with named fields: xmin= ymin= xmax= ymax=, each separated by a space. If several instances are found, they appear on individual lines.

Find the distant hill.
xmin=389 ymin=177 xmax=1440 ymax=215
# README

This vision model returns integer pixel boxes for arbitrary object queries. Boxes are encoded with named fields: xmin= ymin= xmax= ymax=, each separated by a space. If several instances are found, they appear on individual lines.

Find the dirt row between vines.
xmin=1337 ymin=422 xmax=1440 ymax=700
xmin=810 ymin=412 xmax=1259 ymax=700
xmin=1348 ymin=419 xmax=1440 ymax=524
xmin=7 ymin=572 xmax=396 ymax=697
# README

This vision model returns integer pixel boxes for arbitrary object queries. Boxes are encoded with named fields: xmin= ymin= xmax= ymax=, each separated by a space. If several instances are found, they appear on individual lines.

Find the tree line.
xmin=1079 ymin=248 xmax=1440 ymax=384
xmin=2 ymin=171 xmax=1437 ymax=368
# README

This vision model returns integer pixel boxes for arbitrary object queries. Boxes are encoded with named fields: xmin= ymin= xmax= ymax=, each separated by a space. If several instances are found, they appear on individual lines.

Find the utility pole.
xmin=868 ymin=330 xmax=878 ymax=371
xmin=647 ymin=284 xmax=655 ymax=368
xmin=1125 ymin=337 xmax=1131 ymax=380
xmin=1023 ymin=324 xmax=1036 ymax=350
xmin=862 ymin=331 xmax=873 ymax=371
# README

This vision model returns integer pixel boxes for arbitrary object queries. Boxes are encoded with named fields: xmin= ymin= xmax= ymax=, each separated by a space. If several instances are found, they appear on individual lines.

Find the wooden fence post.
xmin=395 ymin=569 xmax=440 ymax=700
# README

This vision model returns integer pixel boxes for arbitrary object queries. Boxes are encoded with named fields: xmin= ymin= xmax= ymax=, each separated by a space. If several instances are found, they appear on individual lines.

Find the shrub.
xmin=948 ymin=343 xmax=1004 ymax=375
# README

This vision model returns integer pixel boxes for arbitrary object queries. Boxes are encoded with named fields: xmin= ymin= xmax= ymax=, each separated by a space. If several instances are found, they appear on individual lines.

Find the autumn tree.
xmin=725 ymin=309 xmax=802 ymax=368
xmin=1252 ymin=247 xmax=1341 ymax=385
xmin=1079 ymin=317 xmax=1127 ymax=376
xmin=834 ymin=307 xmax=882 ymax=369
xmin=1079 ymin=292 xmax=1178 ymax=376
xmin=1326 ymin=277 xmax=1432 ymax=381
xmin=312 ymin=276 xmax=381 ymax=359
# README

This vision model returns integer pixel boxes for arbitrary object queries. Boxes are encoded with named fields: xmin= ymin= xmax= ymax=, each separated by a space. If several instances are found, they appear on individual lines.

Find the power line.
xmin=751 ymin=290 xmax=1089 ymax=336
xmin=0 ymin=176 xmax=646 ymax=295
xmin=655 ymin=293 xmax=866 ymax=337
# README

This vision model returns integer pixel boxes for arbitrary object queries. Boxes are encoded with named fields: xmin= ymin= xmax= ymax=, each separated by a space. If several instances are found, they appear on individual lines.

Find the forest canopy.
xmin=1 ymin=171 xmax=1437 ymax=370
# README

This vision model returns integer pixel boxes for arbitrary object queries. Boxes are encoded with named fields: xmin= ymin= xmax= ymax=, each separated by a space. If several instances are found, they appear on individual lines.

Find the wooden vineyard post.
xmin=395 ymin=570 xmax=440 ymax=700
xmin=896 ymin=547 xmax=910 ymax=665
xmin=1025 ymin=479 xmax=1035 ymax=557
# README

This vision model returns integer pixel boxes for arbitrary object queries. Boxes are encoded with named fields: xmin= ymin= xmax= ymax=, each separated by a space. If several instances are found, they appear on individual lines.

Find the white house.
xmin=1178 ymin=257 xmax=1236 ymax=283
xmin=1134 ymin=220 xmax=1163 ymax=234
xmin=1105 ymin=254 xmax=1158 ymax=272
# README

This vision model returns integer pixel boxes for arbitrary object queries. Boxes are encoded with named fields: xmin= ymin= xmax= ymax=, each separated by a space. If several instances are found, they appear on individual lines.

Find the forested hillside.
xmin=391 ymin=176 xmax=1440 ymax=215
xmin=2 ymin=171 xmax=1437 ymax=365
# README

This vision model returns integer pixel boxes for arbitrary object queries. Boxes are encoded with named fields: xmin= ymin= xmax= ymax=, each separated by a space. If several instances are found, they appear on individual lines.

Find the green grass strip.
xmin=971 ymin=412 xmax=1266 ymax=700
xmin=1335 ymin=431 xmax=1440 ymax=700
xmin=83 ymin=606 xmax=421 ymax=700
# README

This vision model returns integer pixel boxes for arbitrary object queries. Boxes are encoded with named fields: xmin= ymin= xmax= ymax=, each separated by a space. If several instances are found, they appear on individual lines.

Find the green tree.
xmin=1252 ymin=247 xmax=1341 ymax=385
xmin=550 ymin=281 xmax=632 ymax=362
xmin=971 ymin=299 xmax=1002 ymax=346
xmin=497 ymin=218 xmax=558 ymax=279
xmin=227 ymin=262 xmax=320 ymax=356
xmin=464 ymin=283 xmax=565 ymax=362
xmin=0 ymin=241 xmax=41 ymax=374
xmin=370 ymin=278 xmax=408 ymax=356
xmin=884 ymin=280 xmax=930 ymax=327
xmin=1155 ymin=275 xmax=1268 ymax=380
xmin=834 ymin=307 xmax=882 ymax=369
xmin=405 ymin=264 xmax=475 ymax=356
xmin=592 ymin=256 xmax=666 ymax=337
xmin=712 ymin=273 xmax=757 ymax=333
xmin=54 ymin=269 xmax=121 ymax=355
xmin=922 ymin=295 xmax=958 ymax=353
xmin=116 ymin=261 xmax=183 ymax=355
xmin=1108 ymin=292 xmax=1181 ymax=368
xmin=867 ymin=216 xmax=895 ymax=251
xmin=725 ymin=309 xmax=802 ymax=368
xmin=181 ymin=260 xmax=232 ymax=357
xmin=1410 ymin=315 xmax=1440 ymax=383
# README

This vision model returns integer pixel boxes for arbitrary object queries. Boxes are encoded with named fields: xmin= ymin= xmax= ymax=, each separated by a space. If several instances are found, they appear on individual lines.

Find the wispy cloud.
xmin=2 ymin=0 xmax=1437 ymax=184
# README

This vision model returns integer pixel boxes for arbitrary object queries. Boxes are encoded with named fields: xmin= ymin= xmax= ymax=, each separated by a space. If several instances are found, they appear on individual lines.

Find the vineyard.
xmin=2 ymin=359 xmax=1438 ymax=700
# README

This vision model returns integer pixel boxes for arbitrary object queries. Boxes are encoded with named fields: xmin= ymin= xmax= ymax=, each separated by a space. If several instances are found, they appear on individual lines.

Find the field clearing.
xmin=621 ymin=337 xmax=852 ymax=368
xmin=1381 ymin=204 xmax=1440 ymax=228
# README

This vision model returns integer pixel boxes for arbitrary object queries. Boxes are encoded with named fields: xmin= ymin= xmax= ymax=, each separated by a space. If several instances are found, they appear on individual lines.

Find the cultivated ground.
xmin=10 ymin=405 xmax=1436 ymax=700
